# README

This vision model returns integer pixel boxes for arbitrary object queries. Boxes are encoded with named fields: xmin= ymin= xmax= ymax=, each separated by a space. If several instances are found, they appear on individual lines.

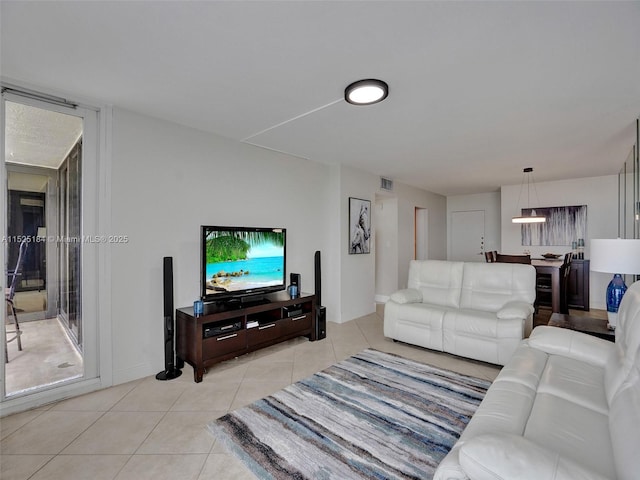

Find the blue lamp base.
xmin=606 ymin=273 xmax=627 ymax=329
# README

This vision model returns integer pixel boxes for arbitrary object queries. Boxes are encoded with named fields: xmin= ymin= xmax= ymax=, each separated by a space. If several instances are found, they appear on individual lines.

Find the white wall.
xmin=101 ymin=107 xmax=452 ymax=384
xmin=110 ymin=108 xmax=331 ymax=384
xmin=395 ymin=182 xmax=447 ymax=289
xmin=323 ymin=164 xmax=341 ymax=325
xmin=501 ymin=175 xmax=618 ymax=309
xmin=337 ymin=165 xmax=379 ymax=322
xmin=326 ymin=169 xmax=448 ymax=313
xmin=371 ymin=183 xmax=448 ymax=301
xmin=447 ymin=192 xmax=501 ymax=258
xmin=374 ymin=194 xmax=398 ymax=300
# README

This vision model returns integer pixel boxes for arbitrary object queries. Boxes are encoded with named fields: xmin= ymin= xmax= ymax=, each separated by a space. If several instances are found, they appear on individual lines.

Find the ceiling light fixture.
xmin=512 ymin=167 xmax=546 ymax=224
xmin=345 ymin=79 xmax=388 ymax=106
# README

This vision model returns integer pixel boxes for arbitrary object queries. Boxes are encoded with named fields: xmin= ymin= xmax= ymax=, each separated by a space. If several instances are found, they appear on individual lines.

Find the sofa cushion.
xmin=460 ymin=262 xmax=536 ymax=313
xmin=443 ymin=309 xmax=523 ymax=365
xmin=459 ymin=434 xmax=611 ymax=480
xmin=434 ymin=382 xmax=540 ymax=480
xmin=459 ymin=381 xmax=536 ymax=441
xmin=537 ymin=355 xmax=608 ymax=415
xmin=609 ymin=370 xmax=640 ymax=480
xmin=383 ymin=301 xmax=446 ymax=351
xmin=407 ymin=260 xmax=464 ymax=308
xmin=524 ymin=393 xmax=615 ymax=479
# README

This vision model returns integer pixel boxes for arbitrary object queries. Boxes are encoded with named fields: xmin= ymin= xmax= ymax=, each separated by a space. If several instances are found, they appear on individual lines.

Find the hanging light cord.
xmin=515 ymin=167 xmax=541 ymax=213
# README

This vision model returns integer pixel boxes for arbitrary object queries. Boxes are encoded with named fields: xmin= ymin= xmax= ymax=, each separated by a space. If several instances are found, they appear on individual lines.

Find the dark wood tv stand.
xmin=176 ymin=291 xmax=317 ymax=383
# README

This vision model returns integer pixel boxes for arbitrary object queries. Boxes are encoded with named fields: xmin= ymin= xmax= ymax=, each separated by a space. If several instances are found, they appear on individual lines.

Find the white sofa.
xmin=434 ymin=280 xmax=640 ymax=480
xmin=384 ymin=260 xmax=536 ymax=365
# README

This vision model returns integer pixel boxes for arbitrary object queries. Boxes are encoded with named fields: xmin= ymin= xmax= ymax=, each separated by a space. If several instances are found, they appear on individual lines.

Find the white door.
xmin=451 ymin=210 xmax=485 ymax=262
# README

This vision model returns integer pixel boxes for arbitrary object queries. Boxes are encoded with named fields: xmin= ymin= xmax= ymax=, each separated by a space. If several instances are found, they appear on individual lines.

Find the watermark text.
xmin=2 ymin=235 xmax=129 ymax=244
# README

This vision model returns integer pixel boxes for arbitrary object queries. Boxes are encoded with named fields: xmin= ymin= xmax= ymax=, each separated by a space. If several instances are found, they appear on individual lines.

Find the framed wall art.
xmin=521 ymin=205 xmax=587 ymax=246
xmin=349 ymin=197 xmax=371 ymax=254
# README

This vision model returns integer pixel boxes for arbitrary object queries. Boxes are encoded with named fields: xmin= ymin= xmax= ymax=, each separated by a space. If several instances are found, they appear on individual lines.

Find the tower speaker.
xmin=156 ymin=256 xmax=182 ymax=380
xmin=314 ymin=250 xmax=322 ymax=307
xmin=314 ymin=250 xmax=326 ymax=339
xmin=290 ymin=272 xmax=301 ymax=290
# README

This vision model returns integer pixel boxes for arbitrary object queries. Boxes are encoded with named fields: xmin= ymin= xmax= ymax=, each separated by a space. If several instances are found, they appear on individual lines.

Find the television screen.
xmin=201 ymin=226 xmax=286 ymax=301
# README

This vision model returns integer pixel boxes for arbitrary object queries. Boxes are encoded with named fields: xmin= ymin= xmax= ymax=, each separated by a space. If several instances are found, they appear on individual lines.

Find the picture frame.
xmin=521 ymin=205 xmax=587 ymax=246
xmin=349 ymin=197 xmax=371 ymax=254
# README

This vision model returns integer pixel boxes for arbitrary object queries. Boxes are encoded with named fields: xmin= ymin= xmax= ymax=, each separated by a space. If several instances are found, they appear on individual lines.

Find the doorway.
xmin=3 ymin=98 xmax=84 ymax=396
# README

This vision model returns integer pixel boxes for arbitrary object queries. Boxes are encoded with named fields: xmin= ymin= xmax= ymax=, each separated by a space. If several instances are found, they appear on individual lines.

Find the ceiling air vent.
xmin=380 ymin=177 xmax=394 ymax=191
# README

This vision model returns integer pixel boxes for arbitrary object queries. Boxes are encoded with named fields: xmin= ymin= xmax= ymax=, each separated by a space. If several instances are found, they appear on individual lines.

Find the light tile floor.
xmin=0 ymin=306 xmax=501 ymax=480
xmin=5 ymin=318 xmax=84 ymax=395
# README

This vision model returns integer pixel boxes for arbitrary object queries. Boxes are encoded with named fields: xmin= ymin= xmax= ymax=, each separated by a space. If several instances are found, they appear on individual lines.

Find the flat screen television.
xmin=201 ymin=225 xmax=286 ymax=303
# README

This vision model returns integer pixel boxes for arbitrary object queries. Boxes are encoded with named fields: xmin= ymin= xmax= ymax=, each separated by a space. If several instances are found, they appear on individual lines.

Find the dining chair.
xmin=495 ymin=253 xmax=531 ymax=264
xmin=5 ymin=238 xmax=28 ymax=363
xmin=485 ymin=250 xmax=497 ymax=263
xmin=535 ymin=253 xmax=572 ymax=315
xmin=558 ymin=253 xmax=573 ymax=314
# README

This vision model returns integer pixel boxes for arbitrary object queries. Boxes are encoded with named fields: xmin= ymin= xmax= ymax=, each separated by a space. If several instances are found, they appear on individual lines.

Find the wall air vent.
xmin=380 ymin=177 xmax=394 ymax=191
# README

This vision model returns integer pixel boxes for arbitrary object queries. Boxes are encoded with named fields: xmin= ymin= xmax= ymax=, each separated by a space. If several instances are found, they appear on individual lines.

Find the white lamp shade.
xmin=590 ymin=239 xmax=640 ymax=274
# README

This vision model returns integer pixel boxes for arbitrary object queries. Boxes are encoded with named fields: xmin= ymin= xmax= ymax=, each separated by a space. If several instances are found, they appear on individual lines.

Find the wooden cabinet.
xmin=176 ymin=291 xmax=316 ymax=382
xmin=567 ymin=259 xmax=590 ymax=311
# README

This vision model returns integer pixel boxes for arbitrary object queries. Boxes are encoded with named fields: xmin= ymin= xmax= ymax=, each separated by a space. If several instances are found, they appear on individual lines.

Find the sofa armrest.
xmin=459 ymin=434 xmax=611 ymax=480
xmin=528 ymin=325 xmax=614 ymax=367
xmin=496 ymin=301 xmax=534 ymax=320
xmin=389 ymin=288 xmax=423 ymax=304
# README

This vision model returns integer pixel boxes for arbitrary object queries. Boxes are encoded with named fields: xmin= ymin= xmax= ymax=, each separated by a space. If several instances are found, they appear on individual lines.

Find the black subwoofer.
xmin=316 ymin=306 xmax=327 ymax=340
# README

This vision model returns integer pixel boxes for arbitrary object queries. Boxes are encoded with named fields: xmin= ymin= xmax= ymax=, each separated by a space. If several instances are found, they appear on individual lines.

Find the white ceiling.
xmin=8 ymin=171 xmax=49 ymax=193
xmin=2 ymin=1 xmax=639 ymax=195
xmin=5 ymin=102 xmax=83 ymax=169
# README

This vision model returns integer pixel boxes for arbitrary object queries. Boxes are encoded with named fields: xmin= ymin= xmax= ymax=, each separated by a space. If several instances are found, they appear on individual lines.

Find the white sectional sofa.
xmin=434 ymin=280 xmax=640 ymax=480
xmin=384 ymin=260 xmax=536 ymax=365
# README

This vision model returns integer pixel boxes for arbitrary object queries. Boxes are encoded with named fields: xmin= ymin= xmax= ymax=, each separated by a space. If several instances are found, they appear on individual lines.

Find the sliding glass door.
xmin=2 ymin=91 xmax=91 ymax=401
xmin=58 ymin=141 xmax=82 ymax=347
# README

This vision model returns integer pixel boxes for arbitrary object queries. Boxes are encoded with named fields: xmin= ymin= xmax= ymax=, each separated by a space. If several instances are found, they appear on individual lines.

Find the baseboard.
xmin=112 ymin=362 xmax=152 ymax=386
xmin=0 ymin=377 xmax=103 ymax=417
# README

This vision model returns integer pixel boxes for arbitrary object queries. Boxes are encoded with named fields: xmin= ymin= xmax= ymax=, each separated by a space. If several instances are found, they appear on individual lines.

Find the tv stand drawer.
xmin=202 ymin=330 xmax=246 ymax=360
xmin=281 ymin=313 xmax=312 ymax=336
xmin=247 ymin=322 xmax=281 ymax=346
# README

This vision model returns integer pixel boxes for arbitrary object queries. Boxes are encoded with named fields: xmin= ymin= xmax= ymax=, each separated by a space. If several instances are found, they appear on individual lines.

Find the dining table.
xmin=531 ymin=258 xmax=564 ymax=313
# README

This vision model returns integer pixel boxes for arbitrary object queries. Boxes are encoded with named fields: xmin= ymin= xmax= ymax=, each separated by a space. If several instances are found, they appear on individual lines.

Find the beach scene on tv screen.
xmin=204 ymin=230 xmax=285 ymax=295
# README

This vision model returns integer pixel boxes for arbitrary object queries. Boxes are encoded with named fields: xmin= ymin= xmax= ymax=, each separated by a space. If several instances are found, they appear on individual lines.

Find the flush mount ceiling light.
xmin=344 ymin=79 xmax=388 ymax=105
xmin=512 ymin=167 xmax=546 ymax=224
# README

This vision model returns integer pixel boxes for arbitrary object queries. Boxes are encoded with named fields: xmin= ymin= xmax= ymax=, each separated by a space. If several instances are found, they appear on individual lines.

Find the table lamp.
xmin=590 ymin=238 xmax=640 ymax=329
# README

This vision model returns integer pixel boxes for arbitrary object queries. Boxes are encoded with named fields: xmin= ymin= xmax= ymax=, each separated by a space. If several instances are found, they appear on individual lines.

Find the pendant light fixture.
xmin=512 ymin=167 xmax=546 ymax=224
xmin=345 ymin=79 xmax=388 ymax=105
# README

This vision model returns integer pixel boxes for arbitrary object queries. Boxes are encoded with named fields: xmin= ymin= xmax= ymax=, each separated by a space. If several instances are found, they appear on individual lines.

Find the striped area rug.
xmin=207 ymin=348 xmax=490 ymax=479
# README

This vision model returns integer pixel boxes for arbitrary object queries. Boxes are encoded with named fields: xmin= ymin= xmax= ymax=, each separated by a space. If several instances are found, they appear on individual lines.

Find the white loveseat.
xmin=434 ymin=280 xmax=640 ymax=480
xmin=384 ymin=260 xmax=536 ymax=365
